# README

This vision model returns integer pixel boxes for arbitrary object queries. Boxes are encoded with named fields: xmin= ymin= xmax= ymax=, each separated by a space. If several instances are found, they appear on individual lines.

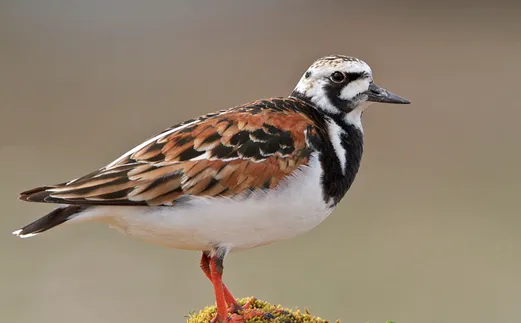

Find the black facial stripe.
xmin=345 ymin=72 xmax=363 ymax=83
xmin=323 ymin=82 xmax=355 ymax=113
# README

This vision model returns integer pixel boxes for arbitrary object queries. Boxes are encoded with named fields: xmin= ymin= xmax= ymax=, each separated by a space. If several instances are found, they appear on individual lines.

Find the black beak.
xmin=366 ymin=83 xmax=410 ymax=104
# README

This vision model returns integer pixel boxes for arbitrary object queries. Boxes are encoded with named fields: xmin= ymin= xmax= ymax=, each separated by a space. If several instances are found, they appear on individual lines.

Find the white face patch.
xmin=340 ymin=78 xmax=371 ymax=101
xmin=296 ymin=77 xmax=337 ymax=114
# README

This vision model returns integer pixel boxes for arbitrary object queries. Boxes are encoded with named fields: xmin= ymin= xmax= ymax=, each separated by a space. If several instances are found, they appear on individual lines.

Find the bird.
xmin=13 ymin=55 xmax=410 ymax=322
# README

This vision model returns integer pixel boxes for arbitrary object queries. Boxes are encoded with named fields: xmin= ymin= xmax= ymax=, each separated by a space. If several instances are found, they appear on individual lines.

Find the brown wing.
xmin=20 ymin=98 xmax=320 ymax=206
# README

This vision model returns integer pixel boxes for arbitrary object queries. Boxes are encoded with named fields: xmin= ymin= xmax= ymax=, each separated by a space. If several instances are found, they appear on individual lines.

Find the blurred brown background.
xmin=1 ymin=1 xmax=520 ymax=322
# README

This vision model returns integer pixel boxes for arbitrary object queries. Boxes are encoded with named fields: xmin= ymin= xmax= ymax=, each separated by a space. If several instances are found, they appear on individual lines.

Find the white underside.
xmin=71 ymin=153 xmax=333 ymax=251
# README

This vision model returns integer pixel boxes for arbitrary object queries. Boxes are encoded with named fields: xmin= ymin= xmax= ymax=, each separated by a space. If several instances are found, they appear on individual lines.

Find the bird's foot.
xmin=211 ymin=297 xmax=278 ymax=322
xmin=227 ymin=297 xmax=277 ymax=322
xmin=226 ymin=296 xmax=255 ymax=314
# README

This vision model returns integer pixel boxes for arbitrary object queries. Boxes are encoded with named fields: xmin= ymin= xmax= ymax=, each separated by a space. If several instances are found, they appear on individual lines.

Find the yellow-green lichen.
xmin=186 ymin=298 xmax=334 ymax=322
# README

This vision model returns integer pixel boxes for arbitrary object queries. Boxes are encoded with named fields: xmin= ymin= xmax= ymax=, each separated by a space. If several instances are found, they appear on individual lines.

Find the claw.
xmin=241 ymin=297 xmax=257 ymax=311
xmin=214 ymin=297 xmax=277 ymax=322
xmin=228 ymin=303 xmax=242 ymax=315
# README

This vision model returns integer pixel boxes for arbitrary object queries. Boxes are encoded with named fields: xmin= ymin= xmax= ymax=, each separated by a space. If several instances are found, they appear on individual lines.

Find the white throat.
xmin=343 ymin=104 xmax=365 ymax=132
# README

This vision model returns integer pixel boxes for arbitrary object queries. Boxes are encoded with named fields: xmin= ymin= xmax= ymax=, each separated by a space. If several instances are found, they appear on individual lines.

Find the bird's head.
xmin=291 ymin=55 xmax=410 ymax=118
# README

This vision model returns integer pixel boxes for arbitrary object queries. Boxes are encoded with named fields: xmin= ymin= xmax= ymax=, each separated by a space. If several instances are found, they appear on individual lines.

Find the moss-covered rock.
xmin=186 ymin=298 xmax=333 ymax=322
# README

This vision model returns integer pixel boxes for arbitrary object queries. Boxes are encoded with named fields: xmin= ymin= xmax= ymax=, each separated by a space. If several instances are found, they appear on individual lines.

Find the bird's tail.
xmin=13 ymin=205 xmax=88 ymax=238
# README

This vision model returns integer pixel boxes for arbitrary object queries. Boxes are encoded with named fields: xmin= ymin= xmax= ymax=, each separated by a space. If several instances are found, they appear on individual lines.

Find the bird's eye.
xmin=330 ymin=71 xmax=345 ymax=83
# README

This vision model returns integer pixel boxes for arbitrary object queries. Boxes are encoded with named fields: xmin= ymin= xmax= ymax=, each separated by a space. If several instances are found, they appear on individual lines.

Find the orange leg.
xmin=200 ymin=252 xmax=241 ymax=313
xmin=202 ymin=251 xmax=276 ymax=323
xmin=208 ymin=254 xmax=229 ymax=323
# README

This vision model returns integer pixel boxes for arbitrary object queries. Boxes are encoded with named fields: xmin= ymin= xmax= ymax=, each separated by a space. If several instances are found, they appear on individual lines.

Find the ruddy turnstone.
xmin=13 ymin=55 xmax=409 ymax=322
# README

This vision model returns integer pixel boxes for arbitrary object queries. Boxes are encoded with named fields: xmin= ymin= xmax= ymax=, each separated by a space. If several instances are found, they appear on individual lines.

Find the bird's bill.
xmin=366 ymin=83 xmax=410 ymax=104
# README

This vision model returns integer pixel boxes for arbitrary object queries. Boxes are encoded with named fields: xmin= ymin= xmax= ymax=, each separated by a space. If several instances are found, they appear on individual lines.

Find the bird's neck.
xmin=290 ymin=95 xmax=364 ymax=206
xmin=320 ymin=111 xmax=364 ymax=206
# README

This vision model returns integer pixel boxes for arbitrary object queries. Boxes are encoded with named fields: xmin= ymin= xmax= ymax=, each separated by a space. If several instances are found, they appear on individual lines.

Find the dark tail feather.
xmin=19 ymin=186 xmax=60 ymax=203
xmin=13 ymin=205 xmax=87 ymax=238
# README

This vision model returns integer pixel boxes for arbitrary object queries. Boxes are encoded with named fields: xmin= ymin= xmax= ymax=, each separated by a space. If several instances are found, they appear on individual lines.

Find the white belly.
xmin=74 ymin=153 xmax=333 ymax=251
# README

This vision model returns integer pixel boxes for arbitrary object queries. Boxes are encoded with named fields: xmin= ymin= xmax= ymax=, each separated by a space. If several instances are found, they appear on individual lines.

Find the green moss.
xmin=186 ymin=298 xmax=334 ymax=322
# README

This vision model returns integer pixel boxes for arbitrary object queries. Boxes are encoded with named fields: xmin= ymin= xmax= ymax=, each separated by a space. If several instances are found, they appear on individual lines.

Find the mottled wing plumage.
xmin=20 ymin=98 xmax=320 ymax=206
